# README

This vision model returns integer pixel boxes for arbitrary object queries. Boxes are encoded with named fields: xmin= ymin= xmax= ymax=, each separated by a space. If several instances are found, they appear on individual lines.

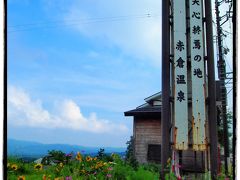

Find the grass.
xmin=7 ymin=153 xmax=159 ymax=180
xmin=7 ymin=153 xmax=233 ymax=179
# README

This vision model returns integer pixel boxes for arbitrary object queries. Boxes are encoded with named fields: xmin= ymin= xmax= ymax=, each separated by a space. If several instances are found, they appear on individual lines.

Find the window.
xmin=147 ymin=144 xmax=161 ymax=163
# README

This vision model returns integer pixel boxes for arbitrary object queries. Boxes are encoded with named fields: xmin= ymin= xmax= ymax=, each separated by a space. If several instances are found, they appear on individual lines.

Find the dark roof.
xmin=144 ymin=92 xmax=161 ymax=103
xmin=124 ymin=106 xmax=161 ymax=116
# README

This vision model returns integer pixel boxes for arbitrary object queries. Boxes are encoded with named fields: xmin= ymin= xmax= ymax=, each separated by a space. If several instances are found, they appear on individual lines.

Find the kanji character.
xmin=176 ymin=40 xmax=185 ymax=51
xmin=192 ymin=12 xmax=201 ymax=19
xmin=192 ymin=25 xmax=201 ymax=34
xmin=193 ymin=40 xmax=201 ymax=49
xmin=192 ymin=0 xmax=200 ymax=5
xmin=177 ymin=75 xmax=186 ymax=84
xmin=176 ymin=57 xmax=185 ymax=68
xmin=177 ymin=90 xmax=185 ymax=102
xmin=193 ymin=68 xmax=203 ymax=78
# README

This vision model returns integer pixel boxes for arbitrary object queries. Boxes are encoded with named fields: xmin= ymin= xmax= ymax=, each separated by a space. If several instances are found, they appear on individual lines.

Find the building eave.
xmin=144 ymin=92 xmax=161 ymax=103
xmin=124 ymin=106 xmax=161 ymax=116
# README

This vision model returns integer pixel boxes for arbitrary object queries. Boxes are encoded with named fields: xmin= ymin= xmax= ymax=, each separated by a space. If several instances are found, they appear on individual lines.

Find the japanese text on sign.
xmin=173 ymin=0 xmax=188 ymax=150
xmin=189 ymin=0 xmax=207 ymax=151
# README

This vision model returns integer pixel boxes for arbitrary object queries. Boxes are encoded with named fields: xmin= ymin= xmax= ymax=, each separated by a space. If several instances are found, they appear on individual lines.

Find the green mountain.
xmin=7 ymin=139 xmax=126 ymax=159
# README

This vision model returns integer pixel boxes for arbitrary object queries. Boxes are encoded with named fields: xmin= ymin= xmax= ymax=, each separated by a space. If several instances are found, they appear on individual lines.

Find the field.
xmin=7 ymin=150 xmax=160 ymax=180
xmin=7 ymin=149 xmax=233 ymax=180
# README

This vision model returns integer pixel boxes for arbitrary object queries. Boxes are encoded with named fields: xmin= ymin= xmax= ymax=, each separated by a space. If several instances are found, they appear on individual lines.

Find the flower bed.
xmin=7 ymin=152 xmax=159 ymax=180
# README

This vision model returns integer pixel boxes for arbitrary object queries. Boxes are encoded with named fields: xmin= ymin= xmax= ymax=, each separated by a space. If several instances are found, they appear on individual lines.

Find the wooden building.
xmin=124 ymin=92 xmax=162 ymax=164
xmin=124 ymin=90 xmax=222 ymax=172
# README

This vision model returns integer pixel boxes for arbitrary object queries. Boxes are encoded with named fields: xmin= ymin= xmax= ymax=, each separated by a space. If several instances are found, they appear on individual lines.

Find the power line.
xmin=227 ymin=88 xmax=233 ymax=95
xmin=222 ymin=38 xmax=233 ymax=72
xmin=8 ymin=13 xmax=157 ymax=28
xmin=222 ymin=29 xmax=232 ymax=35
xmin=8 ymin=13 xmax=160 ymax=33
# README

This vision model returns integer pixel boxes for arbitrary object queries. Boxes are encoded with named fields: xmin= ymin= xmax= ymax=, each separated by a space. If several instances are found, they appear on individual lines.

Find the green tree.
xmin=97 ymin=148 xmax=113 ymax=161
xmin=97 ymin=148 xmax=105 ymax=159
xmin=218 ymin=109 xmax=233 ymax=153
xmin=42 ymin=150 xmax=66 ymax=165
xmin=125 ymin=136 xmax=138 ymax=169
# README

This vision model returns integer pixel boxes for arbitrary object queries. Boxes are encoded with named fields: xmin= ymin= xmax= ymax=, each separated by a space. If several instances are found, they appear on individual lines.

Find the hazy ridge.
xmin=8 ymin=139 xmax=126 ymax=160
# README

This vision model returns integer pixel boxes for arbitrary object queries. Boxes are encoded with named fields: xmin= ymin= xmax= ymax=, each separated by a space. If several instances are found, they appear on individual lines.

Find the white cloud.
xmin=63 ymin=0 xmax=162 ymax=65
xmin=8 ymin=86 xmax=51 ymax=126
xmin=8 ymin=85 xmax=129 ymax=134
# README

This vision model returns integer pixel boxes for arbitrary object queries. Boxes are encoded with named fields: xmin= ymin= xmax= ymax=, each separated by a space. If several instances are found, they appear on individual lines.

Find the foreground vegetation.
xmin=7 ymin=149 xmax=160 ymax=180
xmin=7 ymin=152 xmax=233 ymax=179
xmin=7 ymin=136 xmax=233 ymax=179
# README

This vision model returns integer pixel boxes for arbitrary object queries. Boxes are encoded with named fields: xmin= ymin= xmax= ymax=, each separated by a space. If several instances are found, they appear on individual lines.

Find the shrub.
xmin=112 ymin=163 xmax=133 ymax=180
xmin=7 ymin=151 xmax=160 ymax=180
xmin=128 ymin=166 xmax=159 ymax=180
xmin=47 ymin=150 xmax=65 ymax=162
xmin=142 ymin=163 xmax=161 ymax=173
xmin=165 ymin=171 xmax=177 ymax=180
xmin=125 ymin=136 xmax=138 ymax=170
xmin=96 ymin=148 xmax=114 ymax=162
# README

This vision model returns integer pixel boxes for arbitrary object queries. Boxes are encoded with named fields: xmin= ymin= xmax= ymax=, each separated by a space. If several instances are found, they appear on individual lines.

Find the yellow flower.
xmin=43 ymin=174 xmax=51 ymax=180
xmin=54 ymin=177 xmax=64 ymax=180
xmin=93 ymin=157 xmax=97 ymax=161
xmin=86 ymin=156 xmax=92 ymax=162
xmin=81 ymin=169 xmax=86 ymax=174
xmin=76 ymin=152 xmax=82 ymax=161
xmin=59 ymin=162 xmax=64 ymax=167
xmin=96 ymin=164 xmax=102 ymax=168
xmin=167 ymin=158 xmax=171 ymax=165
xmin=97 ymin=161 xmax=103 ymax=167
xmin=11 ymin=164 xmax=18 ymax=171
xmin=18 ymin=176 xmax=26 ymax=180
xmin=34 ymin=163 xmax=43 ymax=170
xmin=43 ymin=174 xmax=47 ymax=180
xmin=7 ymin=163 xmax=10 ymax=168
xmin=103 ymin=162 xmax=107 ymax=166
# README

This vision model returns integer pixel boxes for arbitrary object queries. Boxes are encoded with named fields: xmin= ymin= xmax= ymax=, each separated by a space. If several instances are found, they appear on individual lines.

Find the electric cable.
xmin=8 ymin=13 xmax=160 ymax=33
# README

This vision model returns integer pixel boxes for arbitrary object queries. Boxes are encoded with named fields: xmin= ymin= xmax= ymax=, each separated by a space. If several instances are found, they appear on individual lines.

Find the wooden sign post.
xmin=189 ymin=0 xmax=207 ymax=151
xmin=173 ymin=0 xmax=188 ymax=151
xmin=161 ymin=0 xmax=218 ymax=179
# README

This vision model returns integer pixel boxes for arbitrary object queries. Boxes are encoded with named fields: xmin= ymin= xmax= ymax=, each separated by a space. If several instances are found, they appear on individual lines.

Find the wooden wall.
xmin=134 ymin=117 xmax=161 ymax=163
xmin=181 ymin=150 xmax=206 ymax=172
xmin=133 ymin=116 xmax=205 ymax=172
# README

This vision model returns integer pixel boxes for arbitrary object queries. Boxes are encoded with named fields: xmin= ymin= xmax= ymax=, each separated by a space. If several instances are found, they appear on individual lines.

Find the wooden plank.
xmin=134 ymin=118 xmax=162 ymax=163
xmin=136 ymin=123 xmax=161 ymax=126
xmin=181 ymin=151 xmax=205 ymax=172
xmin=136 ymin=131 xmax=161 ymax=134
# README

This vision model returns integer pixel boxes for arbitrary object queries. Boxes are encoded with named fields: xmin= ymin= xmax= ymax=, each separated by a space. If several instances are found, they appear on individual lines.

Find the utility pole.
xmin=232 ymin=0 xmax=236 ymax=178
xmin=161 ymin=0 xmax=219 ymax=178
xmin=205 ymin=0 xmax=218 ymax=178
xmin=215 ymin=0 xmax=233 ymax=175
xmin=161 ymin=0 xmax=170 ymax=178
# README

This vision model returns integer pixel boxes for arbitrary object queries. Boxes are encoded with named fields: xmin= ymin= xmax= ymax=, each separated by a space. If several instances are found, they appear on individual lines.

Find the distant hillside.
xmin=8 ymin=139 xmax=126 ymax=159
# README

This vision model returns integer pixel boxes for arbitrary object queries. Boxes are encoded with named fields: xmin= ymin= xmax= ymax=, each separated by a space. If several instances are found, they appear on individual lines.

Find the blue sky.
xmin=7 ymin=0 xmax=162 ymax=147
